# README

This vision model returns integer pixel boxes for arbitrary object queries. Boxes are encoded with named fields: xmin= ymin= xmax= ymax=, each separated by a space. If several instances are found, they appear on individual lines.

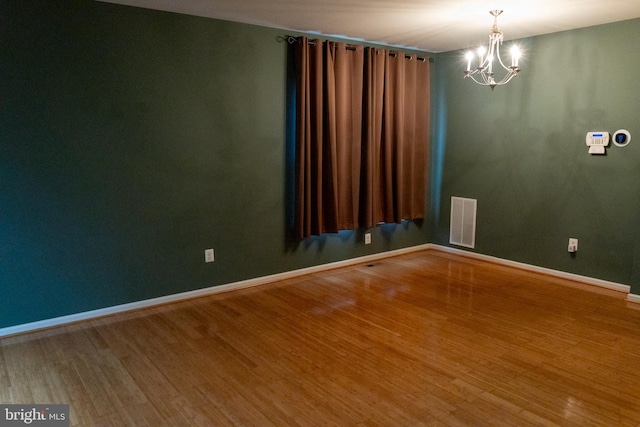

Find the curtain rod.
xmin=283 ymin=35 xmax=434 ymax=63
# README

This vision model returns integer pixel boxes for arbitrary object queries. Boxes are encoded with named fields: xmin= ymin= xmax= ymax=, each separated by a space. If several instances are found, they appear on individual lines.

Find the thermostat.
xmin=613 ymin=129 xmax=631 ymax=147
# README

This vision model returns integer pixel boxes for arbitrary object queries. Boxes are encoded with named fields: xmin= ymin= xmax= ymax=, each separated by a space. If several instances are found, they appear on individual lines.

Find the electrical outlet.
xmin=568 ymin=238 xmax=578 ymax=253
xmin=365 ymin=233 xmax=372 ymax=245
xmin=205 ymin=248 xmax=215 ymax=263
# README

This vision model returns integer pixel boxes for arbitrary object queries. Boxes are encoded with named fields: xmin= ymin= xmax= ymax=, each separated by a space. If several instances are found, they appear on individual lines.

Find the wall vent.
xmin=450 ymin=197 xmax=477 ymax=248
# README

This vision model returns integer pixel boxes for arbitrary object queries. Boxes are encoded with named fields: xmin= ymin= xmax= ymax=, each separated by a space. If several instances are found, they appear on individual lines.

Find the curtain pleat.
xmin=410 ymin=55 xmax=429 ymax=219
xmin=333 ymin=43 xmax=364 ymax=231
xmin=379 ymin=53 xmax=430 ymax=223
xmin=320 ymin=41 xmax=338 ymax=234
xmin=363 ymin=48 xmax=386 ymax=229
xmin=294 ymin=37 xmax=429 ymax=239
xmin=379 ymin=52 xmax=402 ymax=223
xmin=294 ymin=38 xmax=322 ymax=238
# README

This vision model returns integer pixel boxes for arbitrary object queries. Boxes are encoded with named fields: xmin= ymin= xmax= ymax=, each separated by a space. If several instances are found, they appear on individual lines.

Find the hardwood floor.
xmin=2 ymin=249 xmax=640 ymax=426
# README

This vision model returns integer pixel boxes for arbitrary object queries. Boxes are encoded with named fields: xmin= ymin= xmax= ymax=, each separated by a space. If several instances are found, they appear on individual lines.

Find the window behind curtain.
xmin=293 ymin=37 xmax=430 ymax=239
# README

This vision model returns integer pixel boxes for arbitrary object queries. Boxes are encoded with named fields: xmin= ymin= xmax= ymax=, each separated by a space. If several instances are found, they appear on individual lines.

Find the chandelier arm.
xmin=494 ymin=43 xmax=512 ymax=72
xmin=474 ymin=71 xmax=488 ymax=85
xmin=496 ymin=72 xmax=518 ymax=85
xmin=476 ymin=54 xmax=489 ymax=72
xmin=467 ymin=68 xmax=518 ymax=87
xmin=486 ymin=44 xmax=495 ymax=74
xmin=466 ymin=75 xmax=487 ymax=86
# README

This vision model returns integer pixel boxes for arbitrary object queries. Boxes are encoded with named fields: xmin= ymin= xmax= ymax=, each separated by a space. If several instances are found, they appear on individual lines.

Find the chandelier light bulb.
xmin=477 ymin=46 xmax=486 ymax=63
xmin=510 ymin=46 xmax=521 ymax=67
xmin=465 ymin=51 xmax=474 ymax=71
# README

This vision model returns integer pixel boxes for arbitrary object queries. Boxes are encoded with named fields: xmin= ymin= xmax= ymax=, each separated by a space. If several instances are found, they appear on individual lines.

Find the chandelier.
xmin=464 ymin=10 xmax=521 ymax=90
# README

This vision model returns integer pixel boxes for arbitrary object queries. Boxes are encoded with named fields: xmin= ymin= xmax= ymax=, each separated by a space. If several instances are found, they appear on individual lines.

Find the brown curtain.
xmin=294 ymin=38 xmax=364 ymax=237
xmin=294 ymin=37 xmax=429 ymax=239
xmin=378 ymin=52 xmax=430 ymax=223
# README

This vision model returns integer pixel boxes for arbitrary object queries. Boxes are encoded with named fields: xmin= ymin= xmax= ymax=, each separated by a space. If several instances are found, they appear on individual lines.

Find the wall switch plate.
xmin=364 ymin=233 xmax=372 ymax=245
xmin=568 ymin=238 xmax=578 ymax=253
xmin=205 ymin=248 xmax=215 ymax=263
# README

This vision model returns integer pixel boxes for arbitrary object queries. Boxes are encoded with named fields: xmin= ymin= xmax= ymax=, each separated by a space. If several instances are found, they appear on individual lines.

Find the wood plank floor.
xmin=2 ymin=249 xmax=640 ymax=426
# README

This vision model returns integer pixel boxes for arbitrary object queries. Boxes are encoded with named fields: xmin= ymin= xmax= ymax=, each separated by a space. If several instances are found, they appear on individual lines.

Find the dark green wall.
xmin=431 ymin=19 xmax=640 ymax=292
xmin=5 ymin=1 xmax=636 ymax=330
xmin=0 ymin=1 xmax=429 ymax=329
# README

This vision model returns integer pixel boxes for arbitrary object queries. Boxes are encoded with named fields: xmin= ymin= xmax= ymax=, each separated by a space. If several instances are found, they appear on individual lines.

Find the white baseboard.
xmin=2 ymin=243 xmax=637 ymax=338
xmin=626 ymin=293 xmax=640 ymax=304
xmin=0 ymin=244 xmax=431 ymax=338
xmin=430 ymin=244 xmax=632 ymax=294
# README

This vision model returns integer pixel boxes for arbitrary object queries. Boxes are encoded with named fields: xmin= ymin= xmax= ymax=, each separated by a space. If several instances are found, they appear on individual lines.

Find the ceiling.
xmin=99 ymin=0 xmax=640 ymax=52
